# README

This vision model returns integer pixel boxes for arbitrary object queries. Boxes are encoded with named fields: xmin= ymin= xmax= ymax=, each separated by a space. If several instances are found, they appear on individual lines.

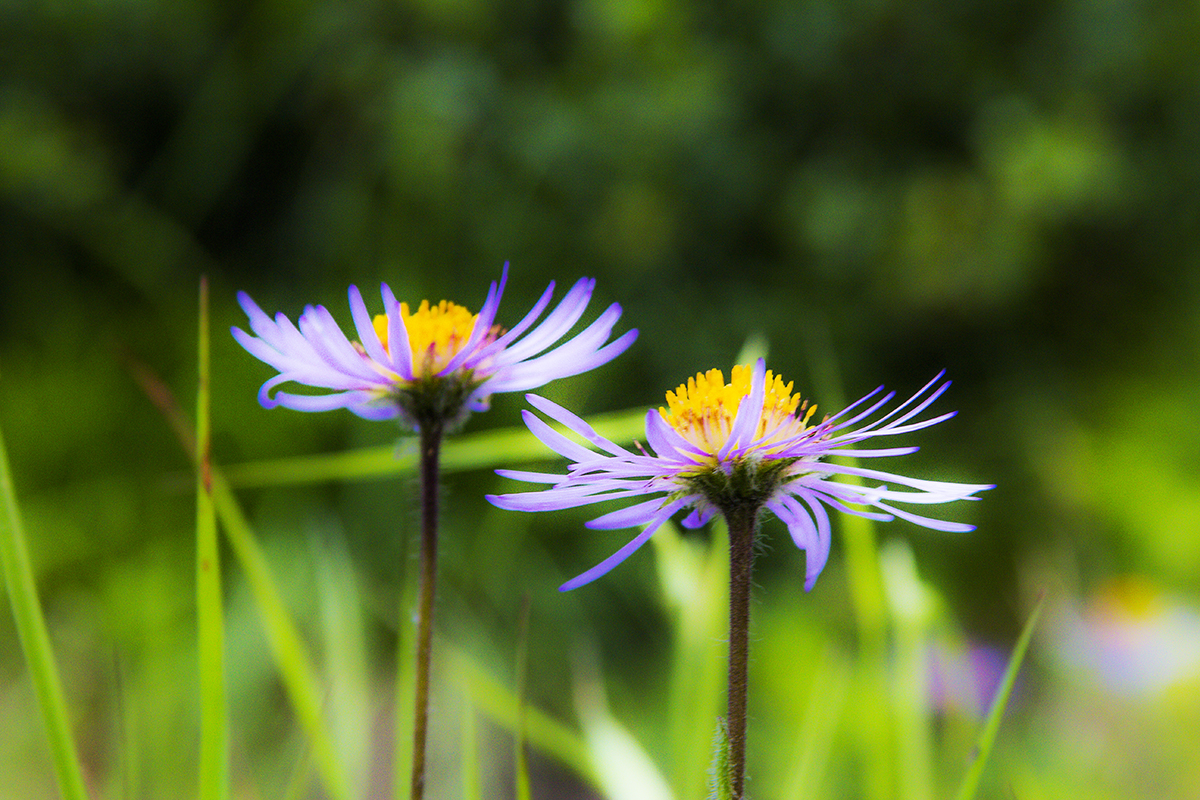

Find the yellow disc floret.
xmin=660 ymin=364 xmax=818 ymax=464
xmin=373 ymin=299 xmax=479 ymax=377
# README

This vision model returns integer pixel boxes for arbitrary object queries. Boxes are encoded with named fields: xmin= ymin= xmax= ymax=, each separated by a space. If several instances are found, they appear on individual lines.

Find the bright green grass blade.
xmin=953 ymin=593 xmax=1045 ymax=800
xmin=653 ymin=519 xmax=727 ymax=800
xmin=392 ymin=527 xmax=420 ymax=800
xmin=881 ymin=540 xmax=936 ymax=800
xmin=210 ymin=470 xmax=352 ymax=800
xmin=196 ymin=277 xmax=229 ymax=800
xmin=312 ymin=532 xmax=371 ymax=791
xmin=278 ymin=736 xmax=312 ymax=800
xmin=781 ymin=644 xmax=850 ymax=800
xmin=222 ymin=407 xmax=647 ymax=487
xmin=0 ymin=423 xmax=90 ymax=800
xmin=461 ymin=699 xmax=481 ymax=800
xmin=807 ymin=334 xmax=893 ymax=800
xmin=514 ymin=595 xmax=533 ymax=800
xmin=128 ymin=350 xmax=351 ymax=800
xmin=573 ymin=647 xmax=675 ymax=800
xmin=448 ymin=645 xmax=600 ymax=791
xmin=832 ymin=480 xmax=893 ymax=800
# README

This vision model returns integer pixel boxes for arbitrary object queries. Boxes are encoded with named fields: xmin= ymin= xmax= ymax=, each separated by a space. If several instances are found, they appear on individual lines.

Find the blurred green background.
xmin=3 ymin=0 xmax=1200 ymax=797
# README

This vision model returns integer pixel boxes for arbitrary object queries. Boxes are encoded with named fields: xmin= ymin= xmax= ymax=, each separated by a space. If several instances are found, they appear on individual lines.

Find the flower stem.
xmin=410 ymin=421 xmax=444 ymax=800
xmin=725 ymin=507 xmax=758 ymax=800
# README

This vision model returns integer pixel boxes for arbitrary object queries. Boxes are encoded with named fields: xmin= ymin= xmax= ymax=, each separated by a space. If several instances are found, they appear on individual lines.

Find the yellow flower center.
xmin=660 ymin=364 xmax=818 ymax=463
xmin=373 ymin=299 xmax=479 ymax=377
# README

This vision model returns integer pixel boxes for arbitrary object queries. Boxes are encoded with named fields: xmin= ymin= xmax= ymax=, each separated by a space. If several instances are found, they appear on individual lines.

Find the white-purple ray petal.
xmin=644 ymin=408 xmax=709 ymax=460
xmin=800 ymin=488 xmax=894 ymax=522
xmin=494 ymin=468 xmax=570 ymax=484
xmin=827 ymin=411 xmax=959 ymax=449
xmin=271 ymin=389 xmax=371 ymax=413
xmin=534 ymin=474 xmax=658 ymax=497
xmin=348 ymin=285 xmax=392 ymax=367
xmin=237 ymin=292 xmax=291 ymax=350
xmin=298 ymin=305 xmax=384 ymax=381
xmin=585 ymin=497 xmax=673 ymax=529
xmin=496 ymin=278 xmax=595 ymax=363
xmin=487 ymin=482 xmax=657 ymax=512
xmin=347 ymin=398 xmax=403 ymax=420
xmin=680 ymin=506 xmax=713 ymax=528
xmin=719 ymin=359 xmax=766 ymax=461
xmin=441 ymin=266 xmax=507 ymax=375
xmin=855 ymin=484 xmax=985 ymax=505
xmin=799 ymin=478 xmax=889 ymax=506
xmin=520 ymin=410 xmax=605 ymax=464
xmin=485 ymin=327 xmax=637 ymax=393
xmin=524 ymin=395 xmax=634 ymax=457
xmin=476 ymin=280 xmax=556 ymax=359
xmin=559 ymin=497 xmax=691 ymax=591
xmin=271 ymin=310 xmax=319 ymax=361
xmin=486 ymin=492 xmax=588 ymax=513
xmin=871 ymin=500 xmax=977 ymax=532
xmin=809 ymin=462 xmax=994 ymax=497
xmin=794 ymin=491 xmax=833 ymax=591
xmin=380 ymin=283 xmax=414 ymax=379
xmin=770 ymin=495 xmax=817 ymax=553
xmin=844 ymin=373 xmax=949 ymax=436
xmin=494 ymin=303 xmax=622 ymax=376
xmin=818 ymin=446 xmax=921 ymax=458
xmin=231 ymin=326 xmax=299 ymax=373
xmin=816 ymin=385 xmax=891 ymax=432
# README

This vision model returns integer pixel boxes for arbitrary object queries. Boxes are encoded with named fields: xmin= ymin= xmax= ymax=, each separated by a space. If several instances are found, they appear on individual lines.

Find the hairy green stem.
xmin=410 ymin=421 xmax=444 ymax=800
xmin=725 ymin=506 xmax=758 ymax=800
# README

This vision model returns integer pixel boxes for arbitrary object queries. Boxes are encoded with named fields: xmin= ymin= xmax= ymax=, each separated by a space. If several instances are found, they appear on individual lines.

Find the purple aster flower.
xmin=490 ymin=359 xmax=990 ymax=798
xmin=232 ymin=264 xmax=637 ymax=800
xmin=231 ymin=263 xmax=638 ymax=429
xmin=489 ymin=359 xmax=992 ymax=592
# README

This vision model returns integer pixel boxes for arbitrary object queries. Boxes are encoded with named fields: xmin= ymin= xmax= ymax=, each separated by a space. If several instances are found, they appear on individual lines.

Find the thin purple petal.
xmin=559 ymin=497 xmax=691 ymax=591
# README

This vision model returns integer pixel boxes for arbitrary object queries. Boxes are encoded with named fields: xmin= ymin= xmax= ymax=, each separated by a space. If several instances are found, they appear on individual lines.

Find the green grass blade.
xmin=448 ymin=646 xmax=600 ymax=790
xmin=653 ymin=519 xmax=727 ymax=800
xmin=279 ymin=737 xmax=313 ymax=800
xmin=210 ymin=470 xmax=352 ymax=800
xmin=392 ymin=529 xmax=420 ymax=800
xmin=461 ymin=699 xmax=481 ymax=800
xmin=953 ymin=593 xmax=1045 ymax=800
xmin=196 ymin=277 xmax=229 ymax=800
xmin=881 ymin=540 xmax=936 ymax=800
xmin=312 ymin=532 xmax=371 ymax=793
xmin=0 ymin=423 xmax=90 ymax=800
xmin=781 ymin=644 xmax=850 ymax=800
xmin=130 ymin=352 xmax=353 ymax=800
xmin=222 ymin=407 xmax=647 ymax=487
xmin=514 ymin=595 xmax=533 ymax=800
xmin=807 ymin=334 xmax=893 ymax=800
xmin=572 ymin=647 xmax=675 ymax=800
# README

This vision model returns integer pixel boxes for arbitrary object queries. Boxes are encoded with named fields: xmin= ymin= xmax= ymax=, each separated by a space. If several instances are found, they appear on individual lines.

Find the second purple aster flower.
xmin=488 ymin=359 xmax=992 ymax=591
xmin=488 ymin=358 xmax=991 ymax=799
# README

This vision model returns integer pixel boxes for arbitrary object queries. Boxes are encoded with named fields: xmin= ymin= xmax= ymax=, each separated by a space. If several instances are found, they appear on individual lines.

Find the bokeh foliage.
xmin=3 ymin=0 xmax=1200 ymax=797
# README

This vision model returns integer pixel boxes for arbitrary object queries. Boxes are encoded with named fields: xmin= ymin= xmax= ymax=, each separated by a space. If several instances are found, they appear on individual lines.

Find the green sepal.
xmin=685 ymin=456 xmax=799 ymax=520
xmin=709 ymin=718 xmax=733 ymax=800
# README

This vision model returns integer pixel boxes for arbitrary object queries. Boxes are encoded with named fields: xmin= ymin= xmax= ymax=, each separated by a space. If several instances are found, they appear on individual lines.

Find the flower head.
xmin=232 ymin=265 xmax=637 ymax=429
xmin=488 ymin=360 xmax=991 ymax=591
